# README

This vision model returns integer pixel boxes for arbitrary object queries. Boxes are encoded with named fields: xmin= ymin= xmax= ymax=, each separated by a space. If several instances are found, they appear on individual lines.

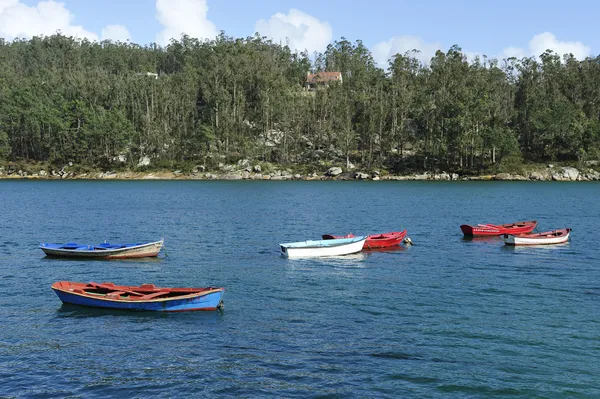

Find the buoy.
xmin=403 ymin=237 xmax=413 ymax=246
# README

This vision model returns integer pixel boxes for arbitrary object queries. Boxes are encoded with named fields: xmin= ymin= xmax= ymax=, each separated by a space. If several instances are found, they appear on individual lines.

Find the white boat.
xmin=279 ymin=236 xmax=367 ymax=258
xmin=503 ymin=229 xmax=571 ymax=246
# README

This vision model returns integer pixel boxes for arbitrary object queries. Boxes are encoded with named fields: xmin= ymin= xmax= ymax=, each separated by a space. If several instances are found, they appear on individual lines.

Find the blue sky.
xmin=3 ymin=0 xmax=598 ymax=65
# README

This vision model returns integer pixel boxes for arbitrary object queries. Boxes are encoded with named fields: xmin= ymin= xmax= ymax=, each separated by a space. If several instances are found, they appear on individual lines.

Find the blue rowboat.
xmin=51 ymin=281 xmax=224 ymax=312
xmin=40 ymin=239 xmax=164 ymax=259
xmin=279 ymin=236 xmax=367 ymax=258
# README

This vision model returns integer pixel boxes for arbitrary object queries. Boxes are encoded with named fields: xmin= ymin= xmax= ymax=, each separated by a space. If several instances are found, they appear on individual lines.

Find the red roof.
xmin=306 ymin=72 xmax=342 ymax=84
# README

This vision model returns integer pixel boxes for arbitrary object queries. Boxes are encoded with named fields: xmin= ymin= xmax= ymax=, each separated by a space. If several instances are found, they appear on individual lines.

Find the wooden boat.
xmin=503 ymin=228 xmax=571 ymax=246
xmin=51 ymin=281 xmax=224 ymax=312
xmin=280 ymin=236 xmax=367 ymax=258
xmin=40 ymin=239 xmax=164 ymax=259
xmin=460 ymin=221 xmax=537 ymax=236
xmin=322 ymin=230 xmax=408 ymax=249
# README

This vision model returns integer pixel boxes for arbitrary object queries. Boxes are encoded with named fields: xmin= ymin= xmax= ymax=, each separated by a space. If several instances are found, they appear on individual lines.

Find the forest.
xmin=0 ymin=33 xmax=599 ymax=175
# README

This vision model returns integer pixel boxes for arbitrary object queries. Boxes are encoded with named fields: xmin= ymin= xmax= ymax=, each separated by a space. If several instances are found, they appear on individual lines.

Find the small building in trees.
xmin=305 ymin=71 xmax=342 ymax=90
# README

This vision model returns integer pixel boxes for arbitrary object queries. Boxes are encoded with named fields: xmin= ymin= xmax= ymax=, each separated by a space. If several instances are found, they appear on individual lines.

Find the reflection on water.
xmin=55 ymin=303 xmax=224 ymax=320
xmin=461 ymin=235 xmax=504 ymax=244
xmin=42 ymin=255 xmax=165 ymax=263
xmin=502 ymin=242 xmax=571 ymax=251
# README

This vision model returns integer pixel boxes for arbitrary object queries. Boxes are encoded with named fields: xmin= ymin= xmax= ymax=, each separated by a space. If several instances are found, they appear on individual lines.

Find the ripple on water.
xmin=0 ymin=180 xmax=599 ymax=398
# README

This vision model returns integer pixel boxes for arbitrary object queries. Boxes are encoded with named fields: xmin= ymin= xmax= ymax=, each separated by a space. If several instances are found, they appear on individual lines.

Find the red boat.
xmin=460 ymin=220 xmax=537 ymax=237
xmin=322 ymin=230 xmax=408 ymax=249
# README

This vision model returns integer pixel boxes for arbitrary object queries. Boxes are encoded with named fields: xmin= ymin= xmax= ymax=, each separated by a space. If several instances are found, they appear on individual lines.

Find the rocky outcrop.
xmin=562 ymin=167 xmax=579 ymax=181
xmin=494 ymin=173 xmax=512 ymax=181
xmin=326 ymin=167 xmax=343 ymax=177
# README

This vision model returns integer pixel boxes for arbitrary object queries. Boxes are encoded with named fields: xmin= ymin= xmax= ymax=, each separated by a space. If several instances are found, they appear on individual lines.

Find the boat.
xmin=460 ymin=221 xmax=537 ymax=236
xmin=503 ymin=228 xmax=571 ymax=246
xmin=40 ymin=239 xmax=164 ymax=259
xmin=51 ymin=281 xmax=224 ymax=312
xmin=280 ymin=236 xmax=367 ymax=258
xmin=322 ymin=230 xmax=408 ymax=249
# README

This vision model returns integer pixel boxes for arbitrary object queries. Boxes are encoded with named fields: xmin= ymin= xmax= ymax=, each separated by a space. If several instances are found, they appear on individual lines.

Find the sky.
xmin=0 ymin=0 xmax=598 ymax=66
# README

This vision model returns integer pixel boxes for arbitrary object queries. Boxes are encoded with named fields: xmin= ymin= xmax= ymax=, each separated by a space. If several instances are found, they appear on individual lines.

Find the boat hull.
xmin=51 ymin=282 xmax=224 ymax=312
xmin=364 ymin=230 xmax=407 ymax=249
xmin=460 ymin=221 xmax=537 ymax=236
xmin=323 ymin=231 xmax=407 ymax=250
xmin=40 ymin=240 xmax=164 ymax=259
xmin=280 ymin=237 xmax=367 ymax=258
xmin=503 ymin=229 xmax=571 ymax=246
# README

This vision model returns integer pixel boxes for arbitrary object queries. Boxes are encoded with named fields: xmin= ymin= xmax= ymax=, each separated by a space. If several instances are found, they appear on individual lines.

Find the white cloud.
xmin=255 ymin=9 xmax=332 ymax=53
xmin=155 ymin=0 xmax=218 ymax=46
xmin=101 ymin=25 xmax=131 ymax=42
xmin=0 ymin=1 xmax=133 ymax=43
xmin=372 ymin=35 xmax=442 ymax=67
xmin=528 ymin=32 xmax=590 ymax=59
xmin=498 ymin=32 xmax=590 ymax=61
xmin=0 ymin=0 xmax=98 ymax=41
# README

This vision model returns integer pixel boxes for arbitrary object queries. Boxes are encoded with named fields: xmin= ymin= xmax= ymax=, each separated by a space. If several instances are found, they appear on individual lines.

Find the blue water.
xmin=0 ymin=180 xmax=599 ymax=398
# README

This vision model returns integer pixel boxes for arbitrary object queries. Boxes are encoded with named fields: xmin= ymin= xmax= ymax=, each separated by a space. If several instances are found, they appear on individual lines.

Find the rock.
xmin=414 ymin=173 xmax=428 ymax=181
xmin=138 ymin=156 xmax=151 ymax=167
xmin=551 ymin=174 xmax=563 ymax=181
xmin=529 ymin=171 xmax=545 ymax=181
xmin=222 ymin=173 xmax=243 ymax=180
xmin=242 ymin=171 xmax=250 ymax=179
xmin=68 ymin=162 xmax=73 ymax=167
xmin=372 ymin=176 xmax=380 ymax=181
xmin=347 ymin=162 xmax=356 ymax=170
xmin=451 ymin=173 xmax=459 ymax=181
xmin=584 ymin=160 xmax=598 ymax=167
xmin=494 ymin=173 xmax=512 ymax=181
xmin=253 ymin=165 xmax=262 ymax=173
xmin=205 ymin=173 xmax=217 ymax=180
xmin=372 ymin=170 xmax=380 ymax=176
xmin=354 ymin=172 xmax=370 ymax=180
xmin=562 ymin=167 xmax=579 ymax=181
xmin=193 ymin=165 xmax=206 ymax=173
xmin=326 ymin=167 xmax=343 ymax=177
xmin=294 ymin=174 xmax=302 ymax=179
xmin=39 ymin=170 xmax=47 ymax=177
xmin=439 ymin=172 xmax=450 ymax=180
xmin=547 ymin=164 xmax=554 ymax=168
xmin=237 ymin=159 xmax=250 ymax=168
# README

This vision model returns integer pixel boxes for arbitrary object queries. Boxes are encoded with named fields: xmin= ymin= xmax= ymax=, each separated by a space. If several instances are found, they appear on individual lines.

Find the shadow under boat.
xmin=55 ymin=303 xmax=224 ymax=318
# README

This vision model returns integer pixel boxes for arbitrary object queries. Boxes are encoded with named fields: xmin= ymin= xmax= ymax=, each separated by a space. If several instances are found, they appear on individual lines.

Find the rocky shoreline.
xmin=1 ymin=164 xmax=599 ymax=182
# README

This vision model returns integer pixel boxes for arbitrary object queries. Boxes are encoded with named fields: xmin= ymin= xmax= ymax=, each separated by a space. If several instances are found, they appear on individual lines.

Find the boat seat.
xmin=140 ymin=284 xmax=157 ymax=289
xmin=132 ymin=291 xmax=169 ymax=300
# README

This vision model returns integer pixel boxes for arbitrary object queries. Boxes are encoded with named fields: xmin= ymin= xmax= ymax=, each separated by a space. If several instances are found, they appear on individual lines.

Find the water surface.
xmin=0 ymin=181 xmax=598 ymax=398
